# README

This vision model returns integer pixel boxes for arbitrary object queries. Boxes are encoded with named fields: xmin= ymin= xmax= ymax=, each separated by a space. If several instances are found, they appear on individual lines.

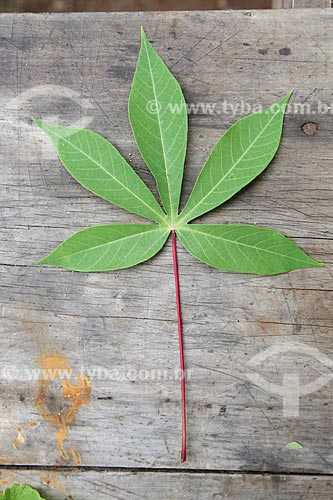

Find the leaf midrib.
xmin=179 ymin=226 xmax=313 ymax=265
xmin=142 ymin=36 xmax=173 ymax=220
xmin=179 ymin=107 xmax=281 ymax=224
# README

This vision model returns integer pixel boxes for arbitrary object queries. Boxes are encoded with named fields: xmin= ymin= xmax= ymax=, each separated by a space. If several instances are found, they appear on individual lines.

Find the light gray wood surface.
xmin=273 ymin=0 xmax=330 ymax=8
xmin=0 ymin=9 xmax=332 ymax=499
xmin=0 ymin=470 xmax=333 ymax=500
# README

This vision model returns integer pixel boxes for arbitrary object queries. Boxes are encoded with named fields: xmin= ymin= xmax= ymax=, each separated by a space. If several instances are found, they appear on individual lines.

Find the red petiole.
xmin=171 ymin=230 xmax=186 ymax=462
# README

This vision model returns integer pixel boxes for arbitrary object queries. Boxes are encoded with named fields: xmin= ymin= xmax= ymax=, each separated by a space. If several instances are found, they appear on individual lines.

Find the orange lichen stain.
xmin=0 ymin=471 xmax=17 ymax=490
xmin=258 ymin=321 xmax=279 ymax=335
xmin=40 ymin=471 xmax=69 ymax=496
xmin=36 ymin=353 xmax=69 ymax=372
xmin=70 ymin=447 xmax=83 ymax=466
xmin=27 ymin=421 xmax=40 ymax=429
xmin=13 ymin=425 xmax=25 ymax=451
xmin=35 ymin=353 xmax=91 ymax=463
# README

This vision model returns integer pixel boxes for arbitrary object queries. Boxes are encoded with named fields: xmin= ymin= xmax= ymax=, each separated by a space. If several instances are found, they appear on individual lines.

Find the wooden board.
xmin=0 ymin=8 xmax=332 ymax=498
xmin=0 ymin=470 xmax=333 ymax=500
xmin=273 ymin=0 xmax=330 ymax=8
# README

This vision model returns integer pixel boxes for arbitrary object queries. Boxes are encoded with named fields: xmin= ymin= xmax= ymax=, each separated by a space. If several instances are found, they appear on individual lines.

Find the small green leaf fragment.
xmin=129 ymin=28 xmax=188 ymax=219
xmin=177 ymin=224 xmax=324 ymax=275
xmin=0 ymin=484 xmax=45 ymax=500
xmin=37 ymin=224 xmax=170 ymax=272
xmin=33 ymin=119 xmax=166 ymax=224
xmin=284 ymin=441 xmax=303 ymax=449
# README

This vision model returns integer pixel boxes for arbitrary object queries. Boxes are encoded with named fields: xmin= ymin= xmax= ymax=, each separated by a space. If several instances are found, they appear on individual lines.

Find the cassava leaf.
xmin=129 ymin=28 xmax=187 ymax=220
xmin=37 ymin=224 xmax=169 ymax=272
xmin=179 ymin=92 xmax=292 ymax=224
xmin=0 ymin=484 xmax=45 ymax=500
xmin=33 ymin=120 xmax=166 ymax=224
xmin=176 ymin=224 xmax=324 ymax=275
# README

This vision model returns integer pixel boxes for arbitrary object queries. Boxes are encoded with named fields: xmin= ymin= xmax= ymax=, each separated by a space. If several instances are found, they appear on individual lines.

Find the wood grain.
xmin=0 ymin=8 xmax=332 ymax=489
xmin=0 ymin=469 xmax=333 ymax=500
xmin=273 ymin=0 xmax=330 ymax=8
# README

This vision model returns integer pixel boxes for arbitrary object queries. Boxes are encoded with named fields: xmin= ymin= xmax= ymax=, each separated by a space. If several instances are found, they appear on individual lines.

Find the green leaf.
xmin=0 ymin=484 xmax=45 ymax=500
xmin=33 ymin=120 xmax=166 ymax=224
xmin=177 ymin=224 xmax=324 ymax=275
xmin=284 ymin=441 xmax=303 ymax=449
xmin=37 ymin=224 xmax=169 ymax=272
xmin=179 ymin=92 xmax=292 ymax=224
xmin=129 ymin=28 xmax=188 ymax=220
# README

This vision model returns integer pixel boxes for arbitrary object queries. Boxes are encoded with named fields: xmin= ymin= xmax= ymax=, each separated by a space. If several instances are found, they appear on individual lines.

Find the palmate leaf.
xmin=178 ymin=92 xmax=292 ymax=224
xmin=129 ymin=28 xmax=187 ymax=220
xmin=33 ymin=120 xmax=166 ymax=224
xmin=177 ymin=224 xmax=324 ymax=275
xmin=37 ymin=224 xmax=169 ymax=272
xmin=34 ymin=30 xmax=323 ymax=277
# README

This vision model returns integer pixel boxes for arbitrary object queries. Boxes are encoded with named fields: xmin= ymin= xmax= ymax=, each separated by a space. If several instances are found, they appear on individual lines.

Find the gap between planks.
xmin=0 ymin=465 xmax=332 ymax=478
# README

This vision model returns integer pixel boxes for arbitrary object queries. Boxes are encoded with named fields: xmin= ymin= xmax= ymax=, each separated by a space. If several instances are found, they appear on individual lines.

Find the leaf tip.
xmin=140 ymin=26 xmax=147 ymax=41
xmin=35 ymin=257 xmax=48 ymax=266
xmin=304 ymin=254 xmax=325 ymax=269
xmin=32 ymin=117 xmax=42 ymax=128
xmin=286 ymin=89 xmax=293 ymax=100
xmin=278 ymin=90 xmax=293 ymax=108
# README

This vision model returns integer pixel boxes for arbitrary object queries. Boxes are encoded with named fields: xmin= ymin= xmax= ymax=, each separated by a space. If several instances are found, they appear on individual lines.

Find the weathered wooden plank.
xmin=273 ymin=0 xmax=330 ymax=8
xmin=0 ymin=10 xmax=332 ymax=472
xmin=0 ymin=470 xmax=332 ymax=500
